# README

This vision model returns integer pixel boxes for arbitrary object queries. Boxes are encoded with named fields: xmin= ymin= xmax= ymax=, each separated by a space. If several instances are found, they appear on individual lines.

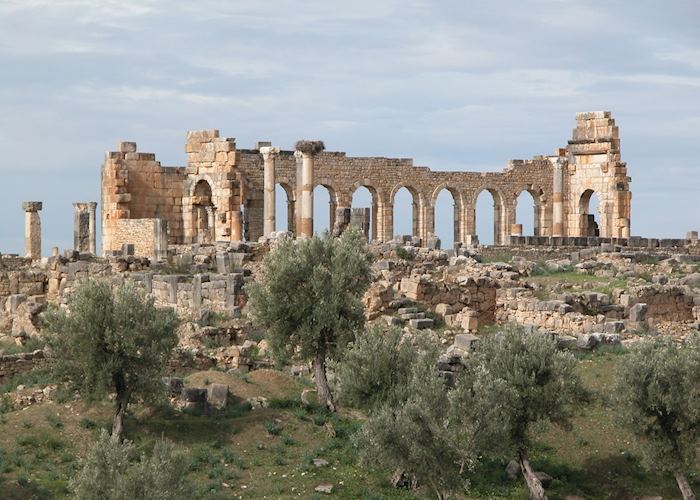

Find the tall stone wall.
xmin=101 ymin=111 xmax=632 ymax=256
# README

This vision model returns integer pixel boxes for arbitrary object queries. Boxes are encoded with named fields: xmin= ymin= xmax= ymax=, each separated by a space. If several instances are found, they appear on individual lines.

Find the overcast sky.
xmin=0 ymin=0 xmax=698 ymax=252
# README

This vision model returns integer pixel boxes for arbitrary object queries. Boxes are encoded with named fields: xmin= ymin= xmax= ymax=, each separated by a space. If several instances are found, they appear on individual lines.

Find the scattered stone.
xmin=505 ymin=459 xmax=521 ymax=480
xmin=314 ymin=484 xmax=334 ymax=494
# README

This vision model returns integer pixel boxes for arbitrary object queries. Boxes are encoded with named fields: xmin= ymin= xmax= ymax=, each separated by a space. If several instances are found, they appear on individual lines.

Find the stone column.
xmin=294 ymin=150 xmax=303 ymax=236
xmin=205 ymin=206 xmax=216 ymax=243
xmin=260 ymin=146 xmax=279 ymax=237
xmin=88 ymin=202 xmax=97 ymax=254
xmin=22 ymin=202 xmax=42 ymax=260
xmin=295 ymin=140 xmax=325 ymax=238
xmin=552 ymin=156 xmax=566 ymax=237
xmin=73 ymin=202 xmax=97 ymax=253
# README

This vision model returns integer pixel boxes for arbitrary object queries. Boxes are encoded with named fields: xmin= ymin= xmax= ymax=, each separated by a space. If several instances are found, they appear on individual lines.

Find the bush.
xmin=70 ymin=430 xmax=192 ymax=500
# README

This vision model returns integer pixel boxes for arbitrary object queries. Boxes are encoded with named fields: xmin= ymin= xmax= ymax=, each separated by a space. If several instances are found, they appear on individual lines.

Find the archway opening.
xmin=393 ymin=187 xmax=415 ymax=239
xmin=434 ymin=188 xmax=457 ymax=249
xmin=579 ymin=189 xmax=600 ymax=237
xmin=351 ymin=186 xmax=377 ymax=241
xmin=192 ymin=179 xmax=214 ymax=244
xmin=313 ymin=185 xmax=335 ymax=236
xmin=515 ymin=190 xmax=537 ymax=236
xmin=475 ymin=189 xmax=499 ymax=245
xmin=274 ymin=183 xmax=294 ymax=233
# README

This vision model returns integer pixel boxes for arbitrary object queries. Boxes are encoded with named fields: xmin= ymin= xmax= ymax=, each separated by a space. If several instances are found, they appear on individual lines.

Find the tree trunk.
xmin=112 ymin=397 xmax=127 ymax=441
xmin=518 ymin=450 xmax=547 ymax=500
xmin=675 ymin=472 xmax=696 ymax=500
xmin=313 ymin=351 xmax=335 ymax=412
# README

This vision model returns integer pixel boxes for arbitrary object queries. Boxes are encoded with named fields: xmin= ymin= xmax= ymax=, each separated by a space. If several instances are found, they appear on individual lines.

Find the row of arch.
xmin=189 ymin=177 xmax=601 ymax=247
xmin=269 ymin=183 xmax=600 ymax=246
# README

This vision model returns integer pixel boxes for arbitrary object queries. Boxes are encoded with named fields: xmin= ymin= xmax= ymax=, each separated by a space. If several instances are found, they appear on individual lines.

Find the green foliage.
xmin=355 ymin=356 xmax=467 ymax=499
xmin=248 ymin=228 xmax=372 ymax=364
xmin=395 ymin=246 xmax=414 ymax=261
xmin=336 ymin=326 xmax=441 ymax=411
xmin=459 ymin=326 xmax=588 ymax=457
xmin=42 ymin=280 xmax=179 ymax=435
xmin=613 ymin=336 xmax=700 ymax=475
xmin=0 ymin=337 xmax=45 ymax=355
xmin=264 ymin=421 xmax=282 ymax=436
xmin=70 ymin=430 xmax=192 ymax=500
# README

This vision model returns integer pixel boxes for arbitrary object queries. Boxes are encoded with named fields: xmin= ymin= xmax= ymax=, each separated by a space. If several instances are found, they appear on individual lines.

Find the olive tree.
xmin=355 ymin=350 xmax=467 ymax=500
xmin=614 ymin=336 xmax=700 ymax=500
xmin=335 ymin=326 xmax=441 ymax=411
xmin=43 ymin=280 xmax=179 ymax=439
xmin=71 ymin=430 xmax=192 ymax=500
xmin=459 ymin=327 xmax=588 ymax=499
xmin=248 ymin=228 xmax=372 ymax=411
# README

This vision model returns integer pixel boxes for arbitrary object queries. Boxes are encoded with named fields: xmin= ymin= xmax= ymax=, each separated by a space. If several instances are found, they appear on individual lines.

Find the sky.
xmin=0 ymin=0 xmax=698 ymax=252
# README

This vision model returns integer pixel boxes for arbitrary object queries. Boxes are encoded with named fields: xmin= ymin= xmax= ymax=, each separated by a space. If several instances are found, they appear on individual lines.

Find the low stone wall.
xmin=0 ymin=350 xmax=44 ymax=381
xmin=621 ymin=285 xmax=695 ymax=321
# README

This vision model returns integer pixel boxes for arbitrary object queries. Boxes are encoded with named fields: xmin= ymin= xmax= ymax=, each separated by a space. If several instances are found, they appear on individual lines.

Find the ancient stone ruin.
xmin=101 ymin=111 xmax=632 ymax=256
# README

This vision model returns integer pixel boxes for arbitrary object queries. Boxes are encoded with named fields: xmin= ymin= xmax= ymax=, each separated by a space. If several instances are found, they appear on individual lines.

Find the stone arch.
xmin=313 ymin=181 xmax=339 ymax=236
xmin=514 ymin=186 xmax=546 ymax=237
xmin=390 ymin=183 xmax=421 ymax=239
xmin=275 ymin=180 xmax=295 ymax=233
xmin=192 ymin=179 xmax=214 ymax=244
xmin=430 ymin=183 xmax=463 ymax=247
xmin=350 ymin=182 xmax=383 ymax=241
xmin=578 ymin=189 xmax=601 ymax=237
xmin=471 ymin=186 xmax=507 ymax=245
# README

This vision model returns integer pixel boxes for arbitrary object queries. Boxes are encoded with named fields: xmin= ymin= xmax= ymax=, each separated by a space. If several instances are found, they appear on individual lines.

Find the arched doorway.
xmin=351 ymin=186 xmax=378 ymax=241
xmin=275 ymin=183 xmax=294 ymax=233
xmin=579 ymin=189 xmax=600 ymax=237
xmin=392 ymin=186 xmax=417 ymax=239
xmin=515 ymin=190 xmax=538 ymax=236
xmin=313 ymin=185 xmax=336 ymax=236
xmin=475 ymin=188 xmax=503 ymax=245
xmin=433 ymin=188 xmax=457 ymax=248
xmin=192 ymin=179 xmax=214 ymax=244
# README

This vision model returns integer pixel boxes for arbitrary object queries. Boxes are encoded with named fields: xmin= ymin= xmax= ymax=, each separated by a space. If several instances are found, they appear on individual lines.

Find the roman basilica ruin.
xmin=100 ymin=111 xmax=632 ymax=256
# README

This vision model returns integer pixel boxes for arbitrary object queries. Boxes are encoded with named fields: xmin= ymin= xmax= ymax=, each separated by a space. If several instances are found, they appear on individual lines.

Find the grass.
xmin=0 ymin=338 xmax=45 ymax=356
xmin=0 ymin=361 xmax=697 ymax=498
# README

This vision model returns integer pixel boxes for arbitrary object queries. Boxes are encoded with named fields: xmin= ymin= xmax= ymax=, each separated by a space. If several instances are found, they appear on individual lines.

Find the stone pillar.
xmin=205 ymin=206 xmax=216 ymax=243
xmin=22 ymin=202 xmax=42 ymax=260
xmin=260 ymin=146 xmax=279 ymax=237
xmin=295 ymin=140 xmax=325 ymax=238
xmin=294 ymin=150 xmax=303 ymax=236
xmin=88 ymin=202 xmax=97 ymax=254
xmin=73 ymin=202 xmax=97 ymax=253
xmin=552 ymin=156 xmax=566 ymax=237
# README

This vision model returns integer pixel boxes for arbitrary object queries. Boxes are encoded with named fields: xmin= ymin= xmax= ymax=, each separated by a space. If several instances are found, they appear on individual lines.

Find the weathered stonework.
xmin=101 ymin=112 xmax=632 ymax=255
xmin=22 ymin=201 xmax=42 ymax=260
xmin=73 ymin=202 xmax=97 ymax=254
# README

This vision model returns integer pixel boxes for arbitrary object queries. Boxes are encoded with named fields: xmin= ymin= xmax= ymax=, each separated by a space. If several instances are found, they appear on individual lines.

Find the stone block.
xmin=629 ymin=303 xmax=647 ymax=322
xmin=453 ymin=333 xmax=479 ymax=352
xmin=207 ymin=383 xmax=228 ymax=410
xmin=409 ymin=318 xmax=434 ymax=329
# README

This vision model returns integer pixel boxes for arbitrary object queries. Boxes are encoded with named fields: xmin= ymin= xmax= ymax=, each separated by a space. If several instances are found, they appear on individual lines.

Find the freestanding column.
xmin=88 ymin=202 xmax=97 ymax=254
xmin=294 ymin=150 xmax=303 ymax=236
xmin=205 ymin=206 xmax=216 ymax=243
xmin=22 ymin=201 xmax=42 ymax=260
xmin=294 ymin=140 xmax=325 ymax=238
xmin=260 ymin=146 xmax=280 ymax=237
xmin=73 ymin=202 xmax=96 ymax=253
xmin=552 ymin=156 xmax=566 ymax=237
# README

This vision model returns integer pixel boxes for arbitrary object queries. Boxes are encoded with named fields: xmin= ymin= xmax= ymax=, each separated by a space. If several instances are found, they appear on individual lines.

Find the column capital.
xmin=88 ymin=201 xmax=98 ymax=211
xmin=259 ymin=146 xmax=280 ymax=160
xmin=73 ymin=202 xmax=90 ymax=212
xmin=22 ymin=201 xmax=42 ymax=212
xmin=294 ymin=150 xmax=303 ymax=162
xmin=294 ymin=140 xmax=325 ymax=157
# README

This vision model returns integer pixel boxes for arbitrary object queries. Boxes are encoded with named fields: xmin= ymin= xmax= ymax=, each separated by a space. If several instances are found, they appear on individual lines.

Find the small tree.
xmin=614 ymin=336 xmax=700 ymax=500
xmin=70 ymin=430 xmax=192 ymax=500
xmin=459 ymin=327 xmax=588 ymax=499
xmin=336 ymin=326 xmax=441 ymax=411
xmin=355 ymin=352 xmax=467 ymax=500
xmin=43 ymin=280 xmax=179 ymax=439
xmin=248 ymin=228 xmax=372 ymax=411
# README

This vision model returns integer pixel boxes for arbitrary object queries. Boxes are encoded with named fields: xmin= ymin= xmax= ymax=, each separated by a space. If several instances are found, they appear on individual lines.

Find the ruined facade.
xmin=101 ymin=111 xmax=631 ymax=256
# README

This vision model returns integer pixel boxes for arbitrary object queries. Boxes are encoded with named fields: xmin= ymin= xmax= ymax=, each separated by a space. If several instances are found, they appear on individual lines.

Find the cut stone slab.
xmin=409 ymin=318 xmax=434 ymax=329
xmin=207 ymin=383 xmax=228 ymax=410
xmin=453 ymin=333 xmax=479 ymax=352
xmin=629 ymin=303 xmax=648 ymax=322
xmin=314 ymin=484 xmax=334 ymax=494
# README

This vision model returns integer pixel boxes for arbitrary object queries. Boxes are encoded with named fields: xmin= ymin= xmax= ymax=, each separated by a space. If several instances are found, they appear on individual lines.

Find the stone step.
xmin=409 ymin=318 xmax=434 ymax=329
xmin=397 ymin=307 xmax=419 ymax=315
xmin=401 ymin=312 xmax=425 ymax=320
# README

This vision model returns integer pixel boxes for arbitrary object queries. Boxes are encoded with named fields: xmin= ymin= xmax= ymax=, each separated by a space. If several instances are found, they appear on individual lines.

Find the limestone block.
xmin=207 ymin=383 xmax=228 ymax=410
